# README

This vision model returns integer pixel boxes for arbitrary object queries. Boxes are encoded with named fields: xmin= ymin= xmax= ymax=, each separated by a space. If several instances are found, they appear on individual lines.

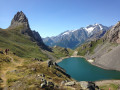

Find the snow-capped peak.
xmin=85 ymin=27 xmax=95 ymax=33
xmin=61 ymin=23 xmax=107 ymax=36
xmin=85 ymin=23 xmax=104 ymax=34
xmin=61 ymin=29 xmax=77 ymax=36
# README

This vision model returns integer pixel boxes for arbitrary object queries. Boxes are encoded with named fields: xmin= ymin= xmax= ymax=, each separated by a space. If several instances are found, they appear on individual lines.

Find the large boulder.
xmin=80 ymin=81 xmax=88 ymax=89
xmin=65 ymin=81 xmax=75 ymax=86
xmin=48 ymin=60 xmax=53 ymax=67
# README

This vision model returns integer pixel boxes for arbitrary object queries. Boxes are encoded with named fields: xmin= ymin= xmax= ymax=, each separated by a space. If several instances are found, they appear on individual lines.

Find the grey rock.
xmin=56 ymin=73 xmax=62 ymax=77
xmin=9 ymin=70 xmax=17 ymax=73
xmin=0 ymin=78 xmax=3 ymax=83
xmin=47 ymin=81 xmax=54 ymax=87
xmin=41 ymin=78 xmax=45 ymax=82
xmin=0 ymin=51 xmax=4 ymax=54
xmin=40 ymin=74 xmax=45 ymax=77
xmin=48 ymin=60 xmax=53 ymax=67
xmin=80 ymin=81 xmax=88 ymax=89
xmin=31 ymin=68 xmax=36 ymax=71
xmin=61 ymin=81 xmax=65 ymax=85
xmin=41 ymin=83 xmax=46 ymax=88
xmin=106 ymin=22 xmax=120 ymax=43
xmin=65 ymin=81 xmax=75 ymax=86
xmin=9 ymin=11 xmax=29 ymax=29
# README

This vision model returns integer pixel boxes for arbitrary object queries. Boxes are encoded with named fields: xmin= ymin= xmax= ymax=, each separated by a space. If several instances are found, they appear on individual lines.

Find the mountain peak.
xmin=9 ymin=11 xmax=30 ymax=29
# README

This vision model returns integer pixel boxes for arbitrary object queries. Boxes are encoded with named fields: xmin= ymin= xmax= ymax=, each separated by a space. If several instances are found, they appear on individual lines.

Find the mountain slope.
xmin=0 ymin=11 xmax=77 ymax=90
xmin=0 ymin=11 xmax=72 ymax=60
xmin=43 ymin=24 xmax=110 ymax=49
xmin=77 ymin=22 xmax=120 ymax=71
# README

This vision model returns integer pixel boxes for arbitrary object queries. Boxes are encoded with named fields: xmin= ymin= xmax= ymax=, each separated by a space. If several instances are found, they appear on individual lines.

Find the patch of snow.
xmin=62 ymin=29 xmax=78 ymax=36
xmin=62 ymin=31 xmax=70 ymax=35
xmin=71 ymin=29 xmax=77 ymax=32
xmin=99 ymin=24 xmax=103 ymax=30
xmin=85 ymin=27 xmax=95 ymax=33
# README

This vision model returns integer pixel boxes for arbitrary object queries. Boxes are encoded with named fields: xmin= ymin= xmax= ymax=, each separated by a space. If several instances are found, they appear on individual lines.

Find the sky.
xmin=0 ymin=0 xmax=120 ymax=38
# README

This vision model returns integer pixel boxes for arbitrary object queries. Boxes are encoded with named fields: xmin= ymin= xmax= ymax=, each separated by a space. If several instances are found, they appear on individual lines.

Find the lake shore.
xmin=56 ymin=55 xmax=120 ymax=72
xmin=95 ymin=80 xmax=120 ymax=86
xmin=56 ymin=55 xmax=120 ymax=84
xmin=56 ymin=55 xmax=84 ymax=63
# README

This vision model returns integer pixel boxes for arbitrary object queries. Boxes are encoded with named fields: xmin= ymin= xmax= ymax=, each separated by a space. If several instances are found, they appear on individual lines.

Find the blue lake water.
xmin=58 ymin=57 xmax=120 ymax=81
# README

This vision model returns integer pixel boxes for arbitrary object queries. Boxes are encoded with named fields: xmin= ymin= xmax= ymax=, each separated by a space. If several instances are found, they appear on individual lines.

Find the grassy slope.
xmin=0 ymin=51 xmax=81 ymax=89
xmin=51 ymin=46 xmax=73 ymax=58
xmin=0 ymin=27 xmax=73 ymax=60
xmin=99 ymin=84 xmax=119 ymax=90
xmin=0 ymin=27 xmax=76 ymax=89
xmin=0 ymin=27 xmax=48 ymax=60
xmin=77 ymin=39 xmax=104 ymax=56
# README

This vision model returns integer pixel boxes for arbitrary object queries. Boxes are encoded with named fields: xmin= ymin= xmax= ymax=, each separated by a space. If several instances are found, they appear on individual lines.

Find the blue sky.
xmin=0 ymin=0 xmax=120 ymax=38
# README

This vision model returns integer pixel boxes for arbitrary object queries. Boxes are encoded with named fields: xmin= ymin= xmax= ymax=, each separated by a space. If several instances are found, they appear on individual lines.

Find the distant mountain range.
xmin=43 ymin=24 xmax=111 ymax=49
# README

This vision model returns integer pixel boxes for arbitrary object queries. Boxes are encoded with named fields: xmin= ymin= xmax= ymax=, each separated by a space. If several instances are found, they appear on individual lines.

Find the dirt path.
xmin=0 ymin=55 xmax=24 ymax=88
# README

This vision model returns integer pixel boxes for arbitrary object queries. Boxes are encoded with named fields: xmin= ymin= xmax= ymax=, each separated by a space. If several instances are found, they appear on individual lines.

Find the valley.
xmin=0 ymin=11 xmax=120 ymax=90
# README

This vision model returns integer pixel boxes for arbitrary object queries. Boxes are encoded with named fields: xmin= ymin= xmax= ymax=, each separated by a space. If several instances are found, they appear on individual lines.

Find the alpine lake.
xmin=58 ymin=57 xmax=120 ymax=81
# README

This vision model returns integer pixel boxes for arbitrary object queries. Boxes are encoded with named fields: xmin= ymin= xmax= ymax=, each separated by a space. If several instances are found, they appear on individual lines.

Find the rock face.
xmin=9 ymin=11 xmax=33 ymax=37
xmin=106 ymin=22 xmax=120 ymax=43
xmin=32 ymin=30 xmax=43 ymax=43
xmin=9 ymin=11 xmax=29 ymax=29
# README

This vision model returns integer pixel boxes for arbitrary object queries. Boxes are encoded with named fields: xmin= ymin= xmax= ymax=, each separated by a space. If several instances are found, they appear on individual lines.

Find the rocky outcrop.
xmin=9 ymin=11 xmax=29 ymax=29
xmin=8 ymin=11 xmax=33 ymax=37
xmin=32 ymin=30 xmax=43 ymax=43
xmin=106 ymin=22 xmax=120 ymax=43
xmin=80 ymin=81 xmax=99 ymax=90
xmin=65 ymin=81 xmax=75 ymax=86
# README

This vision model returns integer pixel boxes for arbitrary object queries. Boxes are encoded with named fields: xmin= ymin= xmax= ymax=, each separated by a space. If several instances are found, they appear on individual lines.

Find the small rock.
xmin=56 ymin=73 xmax=62 ymax=77
xmin=31 ymin=68 xmax=36 ymax=71
xmin=55 ymin=85 xmax=59 ymax=89
xmin=0 ymin=51 xmax=4 ymax=54
xmin=9 ymin=70 xmax=17 ymax=73
xmin=0 ymin=78 xmax=3 ymax=83
xmin=41 ymin=78 xmax=45 ymax=82
xmin=40 ymin=74 xmax=45 ymax=77
xmin=65 ymin=81 xmax=75 ymax=86
xmin=47 ymin=81 xmax=54 ymax=88
xmin=61 ymin=81 xmax=65 ymax=85
xmin=41 ymin=83 xmax=46 ymax=88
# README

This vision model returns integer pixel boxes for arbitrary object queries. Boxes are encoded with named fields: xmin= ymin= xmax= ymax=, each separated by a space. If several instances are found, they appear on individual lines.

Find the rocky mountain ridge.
xmin=43 ymin=24 xmax=110 ymax=49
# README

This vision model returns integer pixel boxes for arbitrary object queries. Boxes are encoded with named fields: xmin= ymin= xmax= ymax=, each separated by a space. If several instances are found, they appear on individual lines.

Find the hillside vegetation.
xmin=0 ymin=27 xmax=48 ymax=59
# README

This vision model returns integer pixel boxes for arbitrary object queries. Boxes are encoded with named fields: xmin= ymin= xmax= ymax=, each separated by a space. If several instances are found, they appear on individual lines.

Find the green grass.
xmin=99 ymin=84 xmax=119 ymax=90
xmin=0 ymin=27 xmax=48 ymax=60
xmin=51 ymin=46 xmax=74 ymax=58
xmin=77 ymin=39 xmax=103 ymax=56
